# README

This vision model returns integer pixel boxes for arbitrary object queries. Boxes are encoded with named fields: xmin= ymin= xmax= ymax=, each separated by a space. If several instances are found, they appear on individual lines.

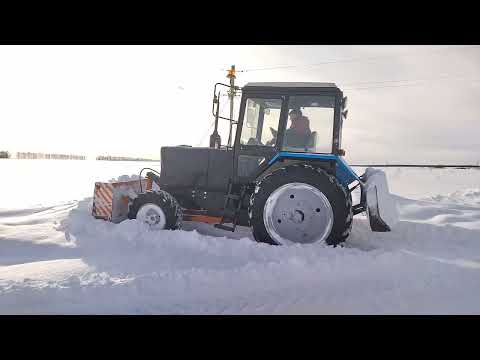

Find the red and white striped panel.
xmin=93 ymin=182 xmax=114 ymax=220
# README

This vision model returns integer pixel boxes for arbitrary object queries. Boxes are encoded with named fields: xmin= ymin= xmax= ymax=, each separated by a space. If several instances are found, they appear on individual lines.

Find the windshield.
xmin=240 ymin=98 xmax=282 ymax=146
xmin=282 ymin=95 xmax=335 ymax=153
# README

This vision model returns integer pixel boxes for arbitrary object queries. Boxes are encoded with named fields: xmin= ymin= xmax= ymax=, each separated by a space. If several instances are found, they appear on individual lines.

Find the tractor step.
xmin=225 ymin=194 xmax=240 ymax=201
xmin=352 ymin=204 xmax=365 ymax=215
xmin=213 ymin=223 xmax=236 ymax=232
xmin=221 ymin=209 xmax=237 ymax=219
xmin=215 ymin=183 xmax=248 ymax=233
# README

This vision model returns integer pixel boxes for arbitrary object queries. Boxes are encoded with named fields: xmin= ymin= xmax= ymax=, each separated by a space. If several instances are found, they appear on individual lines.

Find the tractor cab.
xmin=238 ymin=82 xmax=344 ymax=152
xmin=231 ymin=82 xmax=347 ymax=183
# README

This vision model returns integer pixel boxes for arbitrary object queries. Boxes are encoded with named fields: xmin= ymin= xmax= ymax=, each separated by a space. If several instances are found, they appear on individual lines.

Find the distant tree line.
xmin=1 ymin=151 xmax=157 ymax=161
xmin=16 ymin=152 xmax=86 ymax=160
xmin=96 ymin=155 xmax=158 ymax=161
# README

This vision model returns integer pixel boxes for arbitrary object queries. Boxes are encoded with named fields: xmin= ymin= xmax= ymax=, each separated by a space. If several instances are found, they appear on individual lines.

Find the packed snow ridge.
xmin=1 ymin=163 xmax=480 ymax=314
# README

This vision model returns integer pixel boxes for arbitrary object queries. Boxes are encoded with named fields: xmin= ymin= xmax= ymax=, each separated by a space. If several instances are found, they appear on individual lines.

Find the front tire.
xmin=128 ymin=190 xmax=182 ymax=230
xmin=249 ymin=164 xmax=352 ymax=246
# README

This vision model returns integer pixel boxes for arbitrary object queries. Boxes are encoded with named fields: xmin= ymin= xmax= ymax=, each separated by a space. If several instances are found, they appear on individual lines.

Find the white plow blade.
xmin=363 ymin=168 xmax=399 ymax=232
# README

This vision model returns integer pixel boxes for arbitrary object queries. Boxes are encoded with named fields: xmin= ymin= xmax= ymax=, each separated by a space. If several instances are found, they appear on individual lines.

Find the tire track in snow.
xmin=1 ymin=181 xmax=480 ymax=313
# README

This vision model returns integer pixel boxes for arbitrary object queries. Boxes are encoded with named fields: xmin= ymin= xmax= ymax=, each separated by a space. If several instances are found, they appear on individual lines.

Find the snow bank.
xmin=1 ymin=190 xmax=480 ymax=314
xmin=353 ymin=166 xmax=480 ymax=200
xmin=109 ymin=174 xmax=140 ymax=183
xmin=1 ymin=163 xmax=480 ymax=314
xmin=429 ymin=188 xmax=480 ymax=206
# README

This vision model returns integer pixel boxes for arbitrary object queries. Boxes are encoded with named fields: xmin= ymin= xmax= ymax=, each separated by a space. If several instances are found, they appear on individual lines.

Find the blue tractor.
xmin=126 ymin=81 xmax=397 ymax=246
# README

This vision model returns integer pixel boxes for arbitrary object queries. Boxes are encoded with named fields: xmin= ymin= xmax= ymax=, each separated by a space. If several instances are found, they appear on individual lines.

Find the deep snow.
xmin=1 ymin=160 xmax=480 ymax=314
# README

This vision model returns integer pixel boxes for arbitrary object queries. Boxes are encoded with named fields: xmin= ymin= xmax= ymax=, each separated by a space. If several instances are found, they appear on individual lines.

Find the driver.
xmin=289 ymin=109 xmax=302 ymax=121
xmin=284 ymin=109 xmax=312 ymax=148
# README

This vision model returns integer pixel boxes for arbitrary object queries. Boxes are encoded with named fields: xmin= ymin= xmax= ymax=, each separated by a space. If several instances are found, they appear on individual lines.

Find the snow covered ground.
xmin=1 ymin=159 xmax=480 ymax=314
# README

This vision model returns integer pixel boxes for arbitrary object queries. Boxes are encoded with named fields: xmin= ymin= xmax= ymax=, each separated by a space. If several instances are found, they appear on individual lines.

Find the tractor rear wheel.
xmin=128 ymin=190 xmax=182 ymax=230
xmin=249 ymin=164 xmax=352 ymax=246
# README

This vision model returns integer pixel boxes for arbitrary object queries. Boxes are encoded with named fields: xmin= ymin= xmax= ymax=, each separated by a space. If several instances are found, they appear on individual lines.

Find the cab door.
xmin=233 ymin=95 xmax=287 ymax=183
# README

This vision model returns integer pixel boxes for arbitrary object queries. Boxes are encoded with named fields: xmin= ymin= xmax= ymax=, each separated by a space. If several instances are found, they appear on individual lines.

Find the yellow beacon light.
xmin=227 ymin=66 xmax=236 ymax=79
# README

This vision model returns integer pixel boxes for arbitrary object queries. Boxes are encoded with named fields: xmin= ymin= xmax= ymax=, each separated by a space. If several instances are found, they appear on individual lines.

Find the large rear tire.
xmin=249 ymin=164 xmax=352 ymax=246
xmin=128 ymin=190 xmax=183 ymax=230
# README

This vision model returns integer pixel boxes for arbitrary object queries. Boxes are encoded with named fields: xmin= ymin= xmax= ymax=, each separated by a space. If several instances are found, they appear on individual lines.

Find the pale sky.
xmin=1 ymin=45 xmax=479 ymax=164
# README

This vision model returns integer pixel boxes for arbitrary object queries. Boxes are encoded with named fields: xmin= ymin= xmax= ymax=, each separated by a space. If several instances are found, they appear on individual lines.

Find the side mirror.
xmin=342 ymin=96 xmax=348 ymax=108
xmin=342 ymin=109 xmax=348 ymax=119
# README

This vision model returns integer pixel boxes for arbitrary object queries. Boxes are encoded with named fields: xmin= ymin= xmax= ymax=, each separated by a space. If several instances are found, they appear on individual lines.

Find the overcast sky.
xmin=1 ymin=45 xmax=479 ymax=164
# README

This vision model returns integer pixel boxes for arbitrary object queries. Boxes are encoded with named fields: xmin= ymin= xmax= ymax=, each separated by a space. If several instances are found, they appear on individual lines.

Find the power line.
xmin=340 ymin=73 xmax=477 ymax=87
xmin=343 ymin=78 xmax=480 ymax=91
xmin=225 ymin=45 xmax=480 ymax=73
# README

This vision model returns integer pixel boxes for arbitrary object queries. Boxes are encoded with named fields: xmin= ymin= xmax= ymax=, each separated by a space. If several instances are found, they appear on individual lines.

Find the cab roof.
xmin=243 ymin=82 xmax=338 ymax=89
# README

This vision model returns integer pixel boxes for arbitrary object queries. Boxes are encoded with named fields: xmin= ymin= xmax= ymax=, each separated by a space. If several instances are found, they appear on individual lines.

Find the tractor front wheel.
xmin=128 ymin=190 xmax=183 ymax=230
xmin=249 ymin=164 xmax=352 ymax=246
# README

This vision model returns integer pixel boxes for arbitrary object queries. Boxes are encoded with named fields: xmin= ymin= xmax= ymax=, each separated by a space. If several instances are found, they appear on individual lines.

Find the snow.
xmin=110 ymin=174 xmax=141 ymax=182
xmin=0 ymin=159 xmax=160 ymax=209
xmin=1 ymin=160 xmax=480 ymax=314
xmin=363 ymin=167 xmax=399 ymax=229
xmin=354 ymin=166 xmax=480 ymax=200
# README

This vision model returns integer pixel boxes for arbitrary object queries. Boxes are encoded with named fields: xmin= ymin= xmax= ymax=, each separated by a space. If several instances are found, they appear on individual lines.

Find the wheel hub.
xmin=137 ymin=203 xmax=167 ymax=230
xmin=289 ymin=209 xmax=305 ymax=224
xmin=263 ymin=183 xmax=334 ymax=245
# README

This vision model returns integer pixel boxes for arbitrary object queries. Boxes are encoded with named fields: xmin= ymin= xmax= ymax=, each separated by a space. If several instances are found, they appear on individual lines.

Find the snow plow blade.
xmin=362 ymin=168 xmax=399 ymax=232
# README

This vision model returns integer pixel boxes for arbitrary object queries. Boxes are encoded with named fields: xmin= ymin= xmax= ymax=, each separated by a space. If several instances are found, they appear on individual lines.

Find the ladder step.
xmin=352 ymin=204 xmax=365 ymax=215
xmin=222 ymin=209 xmax=236 ymax=219
xmin=216 ymin=184 xmax=247 ymax=234
xmin=214 ymin=223 xmax=235 ymax=232
xmin=226 ymin=194 xmax=240 ymax=201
